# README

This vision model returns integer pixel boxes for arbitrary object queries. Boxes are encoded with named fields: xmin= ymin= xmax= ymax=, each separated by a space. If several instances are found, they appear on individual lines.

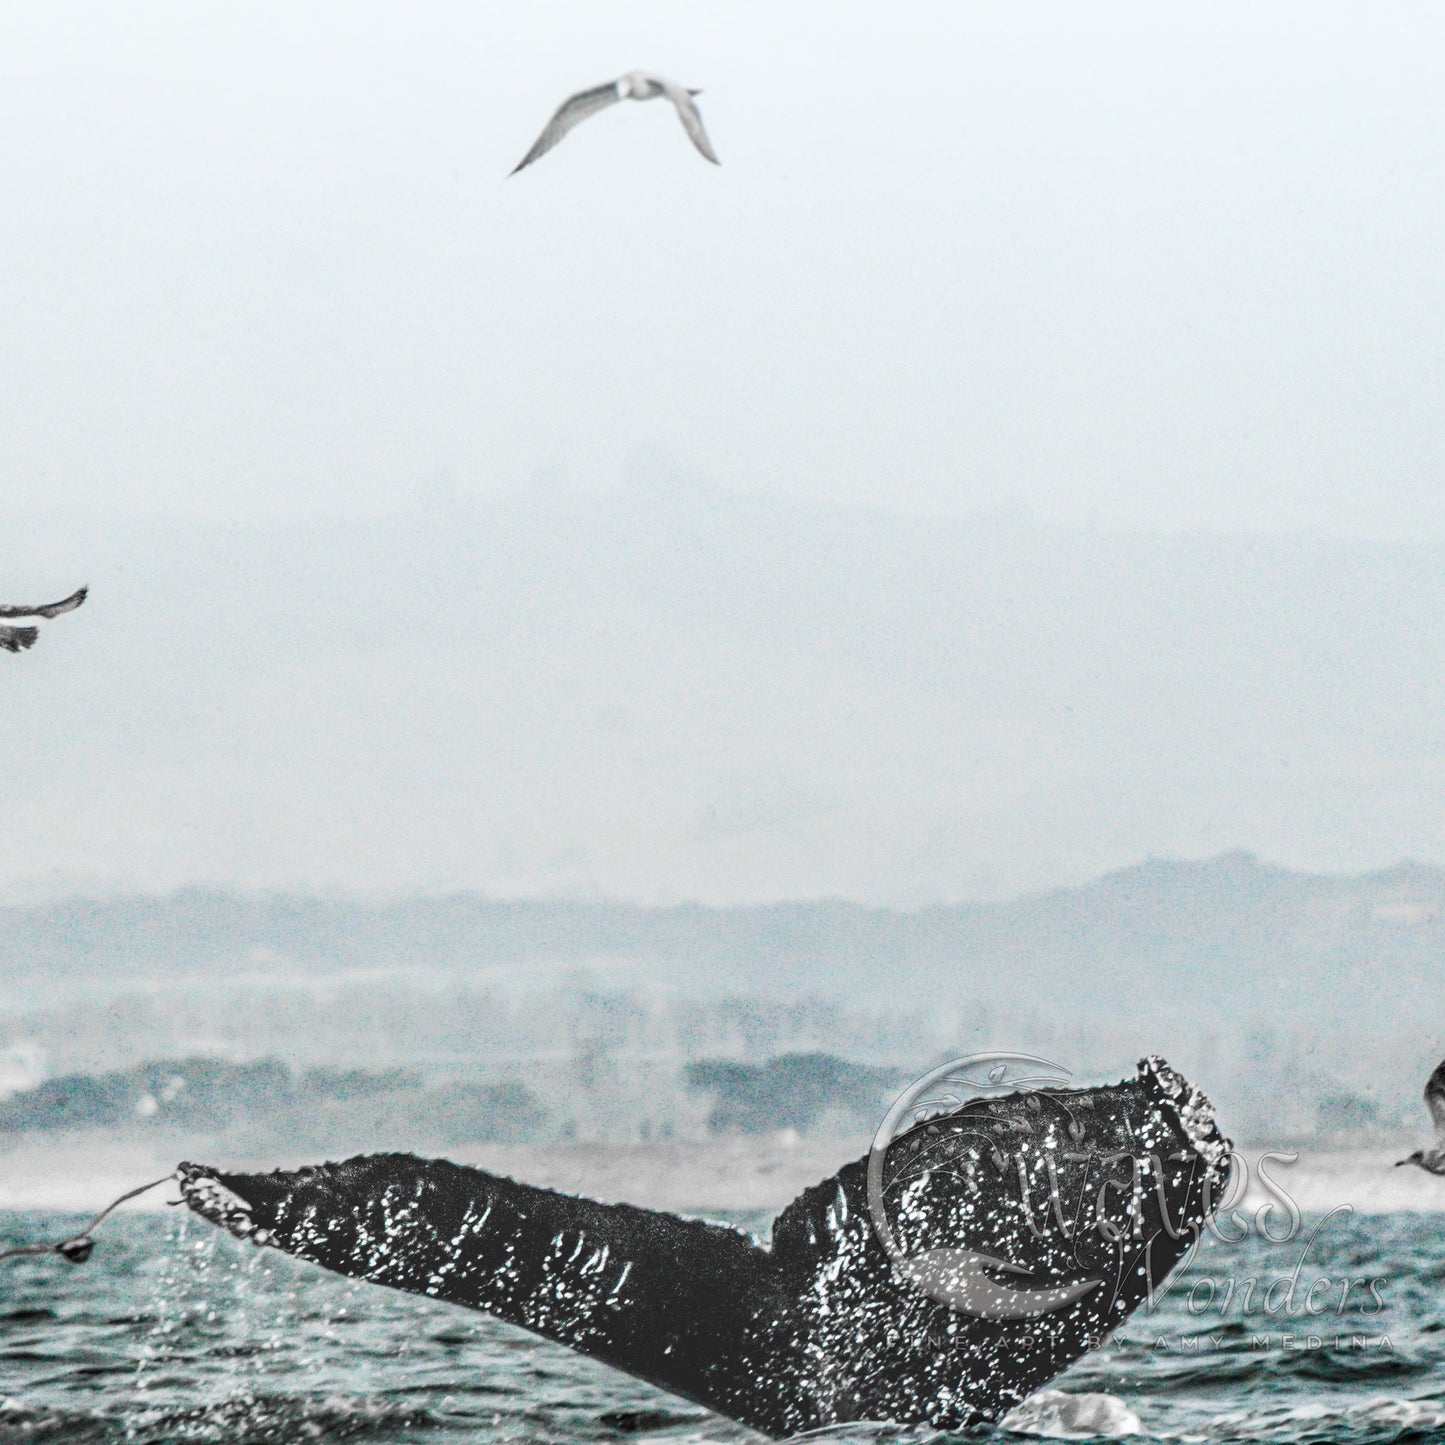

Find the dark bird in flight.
xmin=1397 ymin=1059 xmax=1445 ymax=1175
xmin=0 ymin=587 xmax=87 ymax=653
xmin=0 ymin=1175 xmax=172 ymax=1263
xmin=512 ymin=71 xmax=719 ymax=175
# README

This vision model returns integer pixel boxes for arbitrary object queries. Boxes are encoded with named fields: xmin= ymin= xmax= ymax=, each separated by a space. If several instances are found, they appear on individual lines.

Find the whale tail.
xmin=176 ymin=1059 xmax=1228 ymax=1435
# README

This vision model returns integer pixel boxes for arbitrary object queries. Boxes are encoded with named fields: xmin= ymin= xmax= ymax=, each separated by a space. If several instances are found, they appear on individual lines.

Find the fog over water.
xmin=8 ymin=499 xmax=1445 ymax=904
xmin=5 ymin=1 xmax=1444 ymax=905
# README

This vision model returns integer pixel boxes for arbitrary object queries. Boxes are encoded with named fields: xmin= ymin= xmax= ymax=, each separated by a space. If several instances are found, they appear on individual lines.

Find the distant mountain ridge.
xmin=4 ymin=852 xmax=1440 ymax=1029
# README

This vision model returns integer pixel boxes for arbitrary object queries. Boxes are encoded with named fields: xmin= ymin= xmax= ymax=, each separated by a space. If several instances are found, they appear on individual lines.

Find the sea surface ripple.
xmin=0 ymin=1207 xmax=1441 ymax=1445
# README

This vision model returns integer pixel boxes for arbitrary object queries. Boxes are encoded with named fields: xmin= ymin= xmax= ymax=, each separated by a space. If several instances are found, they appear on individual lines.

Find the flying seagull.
xmin=511 ymin=71 xmax=719 ymax=175
xmin=1397 ymin=1059 xmax=1445 ymax=1175
xmin=0 ymin=586 xmax=87 ymax=653
xmin=0 ymin=1174 xmax=173 ymax=1263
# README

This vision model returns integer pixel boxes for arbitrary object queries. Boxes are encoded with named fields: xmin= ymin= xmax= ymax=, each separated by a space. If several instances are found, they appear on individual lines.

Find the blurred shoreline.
xmin=0 ymin=1132 xmax=863 ymax=1216
xmin=4 ymin=1134 xmax=1443 ymax=1217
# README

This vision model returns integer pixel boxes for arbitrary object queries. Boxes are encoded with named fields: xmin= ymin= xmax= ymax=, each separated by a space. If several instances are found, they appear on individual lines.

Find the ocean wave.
xmin=2 ymin=1209 xmax=1443 ymax=1445
xmin=0 ymin=1392 xmax=442 ymax=1445
xmin=1200 ymin=1394 xmax=1445 ymax=1445
xmin=1002 ymin=1390 xmax=1142 ymax=1438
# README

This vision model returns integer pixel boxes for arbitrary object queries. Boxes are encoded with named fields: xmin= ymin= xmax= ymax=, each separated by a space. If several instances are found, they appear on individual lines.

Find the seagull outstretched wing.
xmin=0 ymin=586 xmax=88 ymax=620
xmin=511 ymin=81 xmax=625 ymax=174
xmin=660 ymin=81 xmax=720 ymax=164
xmin=0 ymin=586 xmax=87 ymax=653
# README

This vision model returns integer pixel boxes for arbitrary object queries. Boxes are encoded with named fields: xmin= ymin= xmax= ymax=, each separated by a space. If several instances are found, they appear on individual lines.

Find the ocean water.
xmin=0 ymin=1207 xmax=1441 ymax=1445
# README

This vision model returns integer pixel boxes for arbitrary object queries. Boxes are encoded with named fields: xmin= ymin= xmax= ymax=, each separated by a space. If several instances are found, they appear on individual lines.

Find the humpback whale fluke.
xmin=178 ymin=1057 xmax=1229 ymax=1435
xmin=0 ymin=586 xmax=87 ymax=653
xmin=511 ymin=71 xmax=719 ymax=175
xmin=1397 ymin=1059 xmax=1445 ymax=1174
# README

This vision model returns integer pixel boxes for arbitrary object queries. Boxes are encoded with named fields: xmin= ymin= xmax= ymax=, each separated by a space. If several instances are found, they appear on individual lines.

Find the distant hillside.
xmin=4 ymin=852 xmax=1441 ymax=1031
xmin=3 ymin=856 xmax=1440 ymax=1142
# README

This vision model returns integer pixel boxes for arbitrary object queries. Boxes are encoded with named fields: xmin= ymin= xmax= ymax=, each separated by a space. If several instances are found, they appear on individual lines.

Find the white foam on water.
xmin=1003 ymin=1390 xmax=1143 ymax=1438
xmin=1340 ymin=1397 xmax=1445 ymax=1429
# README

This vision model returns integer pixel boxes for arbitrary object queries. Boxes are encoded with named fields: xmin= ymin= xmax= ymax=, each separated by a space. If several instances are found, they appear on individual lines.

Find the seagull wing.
xmin=660 ymin=82 xmax=720 ymax=164
xmin=0 ymin=1241 xmax=54 ymax=1261
xmin=74 ymin=1175 xmax=176 ymax=1237
xmin=1426 ymin=1059 xmax=1445 ymax=1140
xmin=511 ymin=81 xmax=624 ymax=175
xmin=0 ymin=586 xmax=87 ymax=620
xmin=0 ymin=625 xmax=39 ymax=653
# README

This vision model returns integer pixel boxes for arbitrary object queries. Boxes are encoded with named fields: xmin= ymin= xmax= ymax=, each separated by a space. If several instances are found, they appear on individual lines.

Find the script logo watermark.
xmin=865 ymin=1052 xmax=1098 ymax=1320
xmin=866 ymin=1052 xmax=1389 ymax=1334
xmin=1149 ymin=1152 xmax=1387 ymax=1325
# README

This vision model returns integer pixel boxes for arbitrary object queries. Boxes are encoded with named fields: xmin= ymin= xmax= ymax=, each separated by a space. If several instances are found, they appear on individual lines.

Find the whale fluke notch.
xmin=178 ymin=1056 xmax=1229 ymax=1436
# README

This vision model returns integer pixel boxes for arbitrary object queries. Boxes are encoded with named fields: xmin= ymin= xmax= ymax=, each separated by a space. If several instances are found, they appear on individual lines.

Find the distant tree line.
xmin=0 ymin=1050 xmax=914 ymax=1149
xmin=0 ymin=1057 xmax=547 ymax=1146
xmin=684 ymin=1052 xmax=901 ymax=1135
xmin=0 ymin=1047 xmax=1399 ymax=1151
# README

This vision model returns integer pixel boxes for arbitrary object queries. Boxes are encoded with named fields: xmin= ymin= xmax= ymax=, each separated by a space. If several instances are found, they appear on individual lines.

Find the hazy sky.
xmin=3 ymin=2 xmax=1443 ymax=537
xmin=6 ymin=3 xmax=1445 ymax=906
